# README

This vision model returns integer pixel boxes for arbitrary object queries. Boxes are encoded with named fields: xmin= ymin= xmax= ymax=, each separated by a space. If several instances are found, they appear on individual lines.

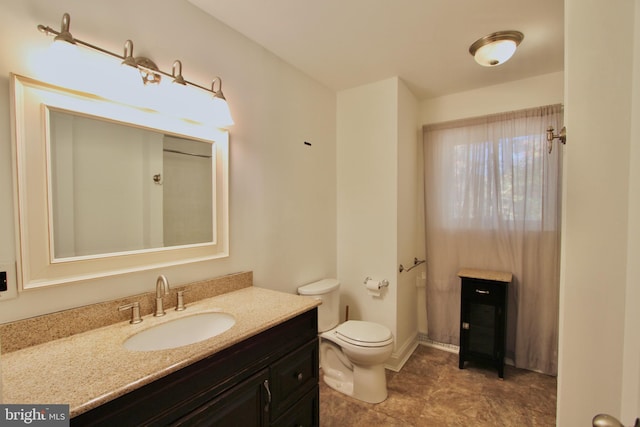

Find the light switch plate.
xmin=0 ymin=261 xmax=18 ymax=301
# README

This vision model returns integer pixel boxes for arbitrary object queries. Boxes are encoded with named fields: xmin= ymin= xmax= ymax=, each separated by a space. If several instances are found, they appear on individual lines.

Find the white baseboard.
xmin=385 ymin=332 xmax=419 ymax=372
xmin=418 ymin=333 xmax=460 ymax=354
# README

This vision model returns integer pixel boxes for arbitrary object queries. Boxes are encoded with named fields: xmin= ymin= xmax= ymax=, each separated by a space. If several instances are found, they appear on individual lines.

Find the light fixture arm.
xmin=37 ymin=13 xmax=227 ymax=100
xmin=172 ymin=60 xmax=186 ymax=85
xmin=546 ymin=126 xmax=567 ymax=154
xmin=55 ymin=12 xmax=74 ymax=44
xmin=39 ymin=20 xmax=120 ymax=62
xmin=122 ymin=39 xmax=136 ymax=67
xmin=211 ymin=77 xmax=227 ymax=101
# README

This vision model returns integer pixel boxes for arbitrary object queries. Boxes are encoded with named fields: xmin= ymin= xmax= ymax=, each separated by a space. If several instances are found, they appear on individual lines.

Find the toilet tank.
xmin=297 ymin=278 xmax=340 ymax=332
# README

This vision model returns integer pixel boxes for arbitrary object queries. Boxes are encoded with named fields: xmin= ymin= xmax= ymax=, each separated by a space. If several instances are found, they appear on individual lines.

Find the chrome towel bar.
xmin=399 ymin=258 xmax=426 ymax=273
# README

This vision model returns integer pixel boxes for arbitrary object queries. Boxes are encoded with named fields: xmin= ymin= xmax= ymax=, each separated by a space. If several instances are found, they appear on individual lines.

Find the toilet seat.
xmin=334 ymin=320 xmax=393 ymax=348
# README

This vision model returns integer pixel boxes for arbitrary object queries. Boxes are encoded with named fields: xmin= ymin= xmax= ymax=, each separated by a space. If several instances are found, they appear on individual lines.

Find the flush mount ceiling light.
xmin=469 ymin=30 xmax=524 ymax=67
xmin=37 ymin=12 xmax=233 ymax=126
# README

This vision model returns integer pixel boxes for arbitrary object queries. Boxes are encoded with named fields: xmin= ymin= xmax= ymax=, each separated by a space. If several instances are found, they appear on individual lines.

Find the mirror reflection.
xmin=48 ymin=109 xmax=214 ymax=259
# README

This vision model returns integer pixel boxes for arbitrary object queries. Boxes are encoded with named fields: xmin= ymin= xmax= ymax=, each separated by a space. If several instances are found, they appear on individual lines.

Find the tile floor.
xmin=319 ymin=345 xmax=557 ymax=426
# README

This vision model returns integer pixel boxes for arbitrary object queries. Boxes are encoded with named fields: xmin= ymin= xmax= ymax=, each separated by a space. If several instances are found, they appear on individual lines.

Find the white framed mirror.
xmin=10 ymin=74 xmax=229 ymax=290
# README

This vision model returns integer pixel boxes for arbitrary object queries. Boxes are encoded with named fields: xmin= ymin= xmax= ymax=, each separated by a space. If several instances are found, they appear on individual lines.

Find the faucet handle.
xmin=118 ymin=301 xmax=142 ymax=324
xmin=176 ymin=290 xmax=188 ymax=311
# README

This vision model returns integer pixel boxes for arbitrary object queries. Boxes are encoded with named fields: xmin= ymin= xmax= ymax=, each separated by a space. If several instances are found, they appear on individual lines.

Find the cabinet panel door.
xmin=467 ymin=302 xmax=496 ymax=356
xmin=173 ymin=369 xmax=269 ymax=427
xmin=272 ymin=387 xmax=319 ymax=427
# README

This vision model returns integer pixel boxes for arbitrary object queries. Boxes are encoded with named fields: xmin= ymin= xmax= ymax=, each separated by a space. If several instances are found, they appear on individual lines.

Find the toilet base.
xmin=323 ymin=371 xmax=354 ymax=397
xmin=322 ymin=363 xmax=388 ymax=404
xmin=352 ymin=363 xmax=388 ymax=403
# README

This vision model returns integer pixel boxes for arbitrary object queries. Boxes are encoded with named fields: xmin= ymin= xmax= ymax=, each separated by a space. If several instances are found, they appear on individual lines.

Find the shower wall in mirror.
xmin=49 ymin=110 xmax=214 ymax=258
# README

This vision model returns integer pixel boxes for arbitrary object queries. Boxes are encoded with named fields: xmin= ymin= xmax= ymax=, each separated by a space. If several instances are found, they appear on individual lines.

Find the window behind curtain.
xmin=449 ymin=133 xmax=554 ymax=229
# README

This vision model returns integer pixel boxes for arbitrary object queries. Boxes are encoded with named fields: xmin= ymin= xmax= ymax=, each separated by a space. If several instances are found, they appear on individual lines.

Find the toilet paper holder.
xmin=363 ymin=277 xmax=389 ymax=289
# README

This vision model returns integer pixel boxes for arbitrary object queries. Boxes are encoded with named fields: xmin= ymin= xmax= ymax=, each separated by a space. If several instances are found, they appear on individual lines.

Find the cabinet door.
xmin=173 ymin=369 xmax=270 ymax=427
xmin=466 ymin=301 xmax=496 ymax=356
xmin=272 ymin=387 xmax=319 ymax=427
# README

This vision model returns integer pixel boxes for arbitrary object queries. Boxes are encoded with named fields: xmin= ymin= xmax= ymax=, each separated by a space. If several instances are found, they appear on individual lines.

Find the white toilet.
xmin=298 ymin=278 xmax=394 ymax=404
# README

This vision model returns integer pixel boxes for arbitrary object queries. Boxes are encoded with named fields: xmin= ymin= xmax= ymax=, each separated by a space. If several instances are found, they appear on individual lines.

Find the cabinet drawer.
xmin=270 ymin=339 xmax=318 ymax=420
xmin=461 ymin=279 xmax=505 ymax=302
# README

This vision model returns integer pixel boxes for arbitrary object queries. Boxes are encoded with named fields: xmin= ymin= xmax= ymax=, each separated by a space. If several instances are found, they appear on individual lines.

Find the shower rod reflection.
xmin=399 ymin=258 xmax=426 ymax=273
xmin=163 ymin=148 xmax=212 ymax=159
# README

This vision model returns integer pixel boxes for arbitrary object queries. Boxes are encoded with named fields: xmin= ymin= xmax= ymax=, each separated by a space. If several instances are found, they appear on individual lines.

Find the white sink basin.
xmin=123 ymin=312 xmax=236 ymax=351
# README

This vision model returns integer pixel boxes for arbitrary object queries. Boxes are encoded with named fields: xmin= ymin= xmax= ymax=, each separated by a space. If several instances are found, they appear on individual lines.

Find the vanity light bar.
xmin=37 ymin=13 xmax=233 ymax=126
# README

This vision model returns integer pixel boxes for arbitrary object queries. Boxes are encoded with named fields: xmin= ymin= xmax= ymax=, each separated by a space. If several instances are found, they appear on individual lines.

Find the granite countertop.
xmin=458 ymin=268 xmax=513 ymax=283
xmin=1 ymin=287 xmax=320 ymax=417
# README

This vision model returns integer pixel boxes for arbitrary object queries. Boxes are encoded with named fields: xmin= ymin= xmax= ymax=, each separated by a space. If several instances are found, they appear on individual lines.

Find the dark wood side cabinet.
xmin=458 ymin=269 xmax=511 ymax=378
xmin=73 ymin=308 xmax=319 ymax=427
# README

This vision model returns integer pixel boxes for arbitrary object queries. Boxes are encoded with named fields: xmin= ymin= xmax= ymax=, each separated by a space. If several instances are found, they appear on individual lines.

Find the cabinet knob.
xmin=475 ymin=289 xmax=490 ymax=295
xmin=296 ymin=372 xmax=303 ymax=381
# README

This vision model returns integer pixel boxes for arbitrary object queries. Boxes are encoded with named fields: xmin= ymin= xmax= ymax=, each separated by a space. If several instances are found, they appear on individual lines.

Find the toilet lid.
xmin=336 ymin=320 xmax=392 ymax=344
xmin=298 ymin=278 xmax=339 ymax=295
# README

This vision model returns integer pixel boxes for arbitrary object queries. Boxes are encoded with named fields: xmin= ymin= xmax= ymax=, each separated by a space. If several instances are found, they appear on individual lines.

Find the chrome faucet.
xmin=154 ymin=275 xmax=170 ymax=317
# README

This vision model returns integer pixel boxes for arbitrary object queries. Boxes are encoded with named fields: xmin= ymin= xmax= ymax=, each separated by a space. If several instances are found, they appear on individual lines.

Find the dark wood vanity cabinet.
xmin=458 ymin=270 xmax=511 ymax=378
xmin=73 ymin=308 xmax=319 ymax=427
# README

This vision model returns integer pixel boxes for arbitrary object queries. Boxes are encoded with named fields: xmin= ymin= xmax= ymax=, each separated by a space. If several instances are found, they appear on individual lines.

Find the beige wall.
xmin=0 ymin=0 xmax=337 ymax=322
xmin=559 ymin=0 xmax=640 ymax=425
xmin=336 ymin=77 xmax=421 ymax=369
xmin=396 ymin=78 xmax=422 ymax=362
xmin=420 ymin=71 xmax=564 ymax=124
xmin=622 ymin=2 xmax=640 ymax=420
xmin=337 ymin=78 xmax=398 ymax=334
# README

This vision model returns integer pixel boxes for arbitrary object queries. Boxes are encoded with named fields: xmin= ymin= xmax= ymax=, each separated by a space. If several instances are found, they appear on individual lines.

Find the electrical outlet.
xmin=0 ymin=262 xmax=18 ymax=301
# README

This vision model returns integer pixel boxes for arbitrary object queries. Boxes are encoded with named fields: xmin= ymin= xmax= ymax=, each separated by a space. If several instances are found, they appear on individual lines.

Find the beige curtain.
xmin=423 ymin=105 xmax=563 ymax=375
